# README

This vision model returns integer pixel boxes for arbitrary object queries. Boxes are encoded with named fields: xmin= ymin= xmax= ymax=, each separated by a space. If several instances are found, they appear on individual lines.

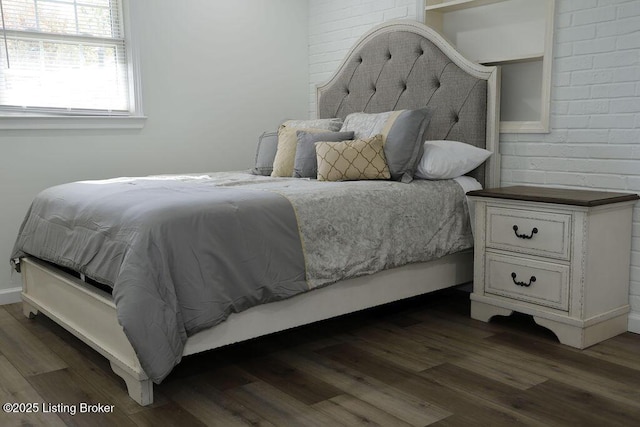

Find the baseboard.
xmin=628 ymin=312 xmax=640 ymax=334
xmin=0 ymin=287 xmax=22 ymax=305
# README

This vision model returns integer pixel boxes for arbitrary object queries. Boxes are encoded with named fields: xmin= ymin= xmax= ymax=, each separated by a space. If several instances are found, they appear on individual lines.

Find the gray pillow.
xmin=340 ymin=108 xmax=432 ymax=183
xmin=293 ymin=131 xmax=355 ymax=178
xmin=251 ymin=131 xmax=278 ymax=176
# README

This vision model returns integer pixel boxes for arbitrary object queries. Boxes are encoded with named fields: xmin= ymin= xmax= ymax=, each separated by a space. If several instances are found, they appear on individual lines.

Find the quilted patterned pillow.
xmin=315 ymin=135 xmax=390 ymax=182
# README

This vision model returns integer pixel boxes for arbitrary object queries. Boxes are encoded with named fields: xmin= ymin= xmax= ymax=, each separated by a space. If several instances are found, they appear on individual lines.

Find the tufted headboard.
xmin=317 ymin=20 xmax=500 ymax=188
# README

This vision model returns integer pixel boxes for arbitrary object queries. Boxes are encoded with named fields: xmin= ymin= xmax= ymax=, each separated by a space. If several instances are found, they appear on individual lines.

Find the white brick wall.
xmin=308 ymin=0 xmax=640 ymax=332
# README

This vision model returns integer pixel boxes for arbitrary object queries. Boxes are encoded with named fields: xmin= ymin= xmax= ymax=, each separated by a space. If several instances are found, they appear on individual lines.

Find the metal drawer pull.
xmin=513 ymin=225 xmax=538 ymax=239
xmin=511 ymin=272 xmax=536 ymax=287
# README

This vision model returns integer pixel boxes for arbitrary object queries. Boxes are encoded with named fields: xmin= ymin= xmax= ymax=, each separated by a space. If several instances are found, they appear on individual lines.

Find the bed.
xmin=12 ymin=20 xmax=500 ymax=406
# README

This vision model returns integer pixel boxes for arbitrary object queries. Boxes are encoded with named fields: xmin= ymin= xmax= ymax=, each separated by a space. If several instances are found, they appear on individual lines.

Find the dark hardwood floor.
xmin=1 ymin=288 xmax=640 ymax=426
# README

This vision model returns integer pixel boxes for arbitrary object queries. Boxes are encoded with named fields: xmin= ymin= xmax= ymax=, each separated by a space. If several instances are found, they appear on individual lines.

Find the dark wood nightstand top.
xmin=467 ymin=185 xmax=639 ymax=207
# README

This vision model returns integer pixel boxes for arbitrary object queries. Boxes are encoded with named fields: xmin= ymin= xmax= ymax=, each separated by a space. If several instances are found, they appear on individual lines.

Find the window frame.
xmin=0 ymin=0 xmax=145 ymax=130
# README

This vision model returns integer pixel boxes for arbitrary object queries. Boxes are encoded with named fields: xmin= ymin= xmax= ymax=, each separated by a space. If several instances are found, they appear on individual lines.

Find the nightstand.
xmin=467 ymin=186 xmax=639 ymax=348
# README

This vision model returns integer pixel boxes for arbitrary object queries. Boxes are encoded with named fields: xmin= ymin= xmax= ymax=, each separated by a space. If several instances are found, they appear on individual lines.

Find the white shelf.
xmin=478 ymin=52 xmax=544 ymax=66
xmin=425 ymin=0 xmax=554 ymax=133
xmin=425 ymin=0 xmax=510 ymax=13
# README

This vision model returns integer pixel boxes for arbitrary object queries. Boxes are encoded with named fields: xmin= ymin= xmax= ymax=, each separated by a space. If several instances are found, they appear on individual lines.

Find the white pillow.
xmin=415 ymin=140 xmax=492 ymax=180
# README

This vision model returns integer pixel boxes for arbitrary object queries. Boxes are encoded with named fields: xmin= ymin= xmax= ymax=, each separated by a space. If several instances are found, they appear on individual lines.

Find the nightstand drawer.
xmin=485 ymin=253 xmax=569 ymax=311
xmin=486 ymin=207 xmax=571 ymax=260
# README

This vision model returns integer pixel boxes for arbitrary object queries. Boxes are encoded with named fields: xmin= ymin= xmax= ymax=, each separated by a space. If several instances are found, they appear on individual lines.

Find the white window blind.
xmin=0 ymin=0 xmax=132 ymax=115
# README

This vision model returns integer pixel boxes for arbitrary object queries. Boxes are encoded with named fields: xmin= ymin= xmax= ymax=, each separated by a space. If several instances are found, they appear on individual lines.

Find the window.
xmin=0 ymin=0 xmax=141 ymax=120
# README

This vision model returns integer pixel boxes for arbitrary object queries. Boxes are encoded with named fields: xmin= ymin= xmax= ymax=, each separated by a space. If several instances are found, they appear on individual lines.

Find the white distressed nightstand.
xmin=467 ymin=186 xmax=639 ymax=348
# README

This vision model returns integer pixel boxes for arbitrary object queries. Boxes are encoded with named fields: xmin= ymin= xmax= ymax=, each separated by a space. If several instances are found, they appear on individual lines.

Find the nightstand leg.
xmin=533 ymin=314 xmax=628 ymax=350
xmin=471 ymin=300 xmax=513 ymax=323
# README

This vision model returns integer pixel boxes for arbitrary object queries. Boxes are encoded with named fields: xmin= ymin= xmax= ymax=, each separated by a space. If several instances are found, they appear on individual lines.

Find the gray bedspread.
xmin=11 ymin=172 xmax=473 ymax=382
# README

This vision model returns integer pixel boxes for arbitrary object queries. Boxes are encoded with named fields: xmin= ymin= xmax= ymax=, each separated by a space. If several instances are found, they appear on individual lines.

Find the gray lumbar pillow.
xmin=251 ymin=131 xmax=278 ymax=176
xmin=293 ymin=130 xmax=355 ymax=178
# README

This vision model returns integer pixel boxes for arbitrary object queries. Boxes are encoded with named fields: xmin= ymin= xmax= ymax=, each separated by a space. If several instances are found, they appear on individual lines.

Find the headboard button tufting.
xmin=316 ymin=23 xmax=492 ymax=187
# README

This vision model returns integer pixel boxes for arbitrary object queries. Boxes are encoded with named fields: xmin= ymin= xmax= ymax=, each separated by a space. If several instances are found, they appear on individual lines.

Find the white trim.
xmin=0 ymin=287 xmax=21 ymax=305
xmin=415 ymin=0 xmax=426 ymax=22
xmin=0 ymin=115 xmax=147 ymax=130
xmin=629 ymin=312 xmax=640 ymax=334
xmin=500 ymin=120 xmax=548 ymax=134
xmin=122 ymin=0 xmax=144 ymax=118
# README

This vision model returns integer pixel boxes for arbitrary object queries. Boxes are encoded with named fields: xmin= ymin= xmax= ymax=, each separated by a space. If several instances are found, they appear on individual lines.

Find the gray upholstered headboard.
xmin=317 ymin=20 xmax=500 ymax=188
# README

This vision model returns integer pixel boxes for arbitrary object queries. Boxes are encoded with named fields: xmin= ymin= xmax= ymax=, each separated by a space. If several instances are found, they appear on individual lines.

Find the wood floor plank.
xmin=423 ymin=363 xmax=640 ymax=427
xmin=582 ymin=333 xmax=640 ymax=371
xmin=421 ymin=363 xmax=562 ymax=426
xmin=128 ymin=402 xmax=207 ymax=427
xmin=312 ymin=394 xmax=413 ymax=427
xmin=161 ymin=378 xmax=274 ymax=427
xmin=381 ymin=311 xmax=640 ymax=413
xmin=398 ymin=318 xmax=640 ymax=409
xmin=193 ymin=365 xmax=256 ymax=392
xmin=0 ymin=355 xmax=67 ymax=427
xmin=440 ymin=328 xmax=640 ymax=409
xmin=385 ymin=313 xmax=424 ymax=328
xmin=449 ymin=353 xmax=548 ymax=390
xmin=525 ymin=379 xmax=640 ymax=427
xmin=278 ymin=350 xmax=452 ymax=426
xmin=317 ymin=342 xmax=418 ymax=384
xmin=394 ymin=375 xmax=547 ymax=427
xmin=227 ymin=381 xmax=341 ymax=427
xmin=347 ymin=336 xmax=435 ymax=372
xmin=0 ymin=305 xmax=16 ymax=322
xmin=408 ymin=309 xmax=496 ymax=340
xmin=353 ymin=323 xmax=460 ymax=368
xmin=0 ymin=307 xmax=67 ymax=377
xmin=483 ymin=332 xmax=640 ymax=407
xmin=239 ymin=355 xmax=342 ymax=405
xmin=27 ymin=368 xmax=136 ymax=426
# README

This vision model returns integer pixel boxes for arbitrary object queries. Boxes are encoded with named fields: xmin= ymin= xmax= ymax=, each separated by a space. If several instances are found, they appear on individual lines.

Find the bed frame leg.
xmin=23 ymin=301 xmax=39 ymax=319
xmin=109 ymin=361 xmax=153 ymax=406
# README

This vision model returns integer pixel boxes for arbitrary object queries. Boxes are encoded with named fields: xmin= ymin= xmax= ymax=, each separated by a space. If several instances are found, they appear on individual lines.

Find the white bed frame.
xmin=19 ymin=20 xmax=500 ymax=406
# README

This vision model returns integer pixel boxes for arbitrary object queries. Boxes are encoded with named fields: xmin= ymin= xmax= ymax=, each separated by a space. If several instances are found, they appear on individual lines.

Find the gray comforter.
xmin=12 ymin=172 xmax=473 ymax=382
